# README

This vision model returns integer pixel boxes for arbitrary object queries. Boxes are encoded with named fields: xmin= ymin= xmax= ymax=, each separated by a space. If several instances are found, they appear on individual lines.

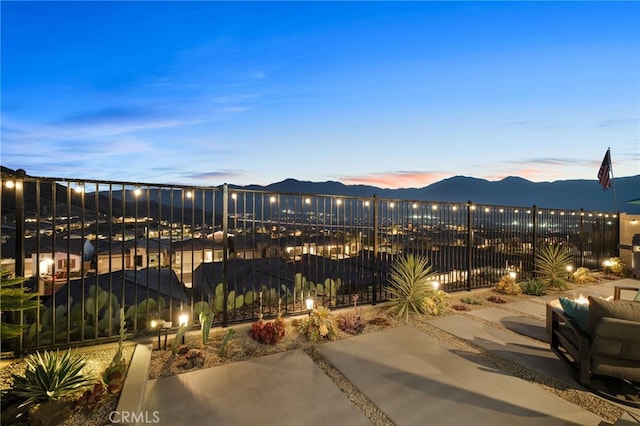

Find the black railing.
xmin=0 ymin=171 xmax=619 ymax=355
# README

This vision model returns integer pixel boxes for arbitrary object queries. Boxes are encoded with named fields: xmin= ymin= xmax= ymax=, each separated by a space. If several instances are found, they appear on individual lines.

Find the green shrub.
xmin=493 ymin=274 xmax=522 ymax=295
xmin=572 ymin=267 xmax=596 ymax=284
xmin=9 ymin=349 xmax=92 ymax=412
xmin=1 ymin=270 xmax=40 ymax=342
xmin=520 ymin=279 xmax=547 ymax=296
xmin=424 ymin=289 xmax=449 ymax=316
xmin=297 ymin=306 xmax=336 ymax=343
xmin=535 ymin=244 xmax=572 ymax=290
xmin=385 ymin=254 xmax=439 ymax=321
xmin=603 ymin=257 xmax=626 ymax=276
xmin=460 ymin=297 xmax=481 ymax=305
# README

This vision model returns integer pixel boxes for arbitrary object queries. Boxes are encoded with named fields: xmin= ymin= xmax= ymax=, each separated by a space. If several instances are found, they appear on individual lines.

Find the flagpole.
xmin=608 ymin=147 xmax=619 ymax=212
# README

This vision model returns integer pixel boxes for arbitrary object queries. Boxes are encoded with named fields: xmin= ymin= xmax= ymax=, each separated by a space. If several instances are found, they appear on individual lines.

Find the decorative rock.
xmin=29 ymin=400 xmax=75 ymax=426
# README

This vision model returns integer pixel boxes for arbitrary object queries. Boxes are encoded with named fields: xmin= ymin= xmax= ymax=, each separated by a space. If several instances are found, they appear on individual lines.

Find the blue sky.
xmin=2 ymin=1 xmax=639 ymax=188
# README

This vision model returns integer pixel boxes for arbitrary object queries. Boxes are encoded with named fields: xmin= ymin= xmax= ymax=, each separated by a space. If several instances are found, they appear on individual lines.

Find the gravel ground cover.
xmin=0 ymin=283 xmax=627 ymax=425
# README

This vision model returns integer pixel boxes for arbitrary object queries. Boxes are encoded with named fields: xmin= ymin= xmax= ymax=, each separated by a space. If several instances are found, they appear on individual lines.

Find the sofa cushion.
xmin=635 ymin=290 xmax=640 ymax=302
xmin=591 ymin=317 xmax=640 ymax=381
xmin=587 ymin=296 xmax=640 ymax=336
xmin=559 ymin=296 xmax=589 ymax=331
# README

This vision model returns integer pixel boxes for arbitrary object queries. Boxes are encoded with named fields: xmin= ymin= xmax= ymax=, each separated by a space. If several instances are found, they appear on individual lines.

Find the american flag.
xmin=597 ymin=149 xmax=611 ymax=190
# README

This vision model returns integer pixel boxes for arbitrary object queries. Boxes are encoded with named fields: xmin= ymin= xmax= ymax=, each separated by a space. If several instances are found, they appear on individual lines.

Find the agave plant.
xmin=520 ymin=278 xmax=547 ymax=296
xmin=535 ymin=244 xmax=573 ymax=290
xmin=10 ymin=349 xmax=92 ymax=411
xmin=385 ymin=254 xmax=439 ymax=322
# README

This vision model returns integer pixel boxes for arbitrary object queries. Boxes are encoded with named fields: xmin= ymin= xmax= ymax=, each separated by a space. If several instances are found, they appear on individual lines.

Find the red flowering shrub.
xmin=250 ymin=317 xmax=285 ymax=345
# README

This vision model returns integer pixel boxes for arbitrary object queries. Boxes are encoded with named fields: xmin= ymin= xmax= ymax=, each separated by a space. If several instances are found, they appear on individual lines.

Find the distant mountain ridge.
xmin=2 ymin=166 xmax=639 ymax=214
xmin=249 ymin=175 xmax=640 ymax=213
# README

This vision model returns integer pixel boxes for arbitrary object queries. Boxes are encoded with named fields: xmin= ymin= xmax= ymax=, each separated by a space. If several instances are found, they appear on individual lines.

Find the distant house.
xmin=95 ymin=238 xmax=170 ymax=273
xmin=31 ymin=240 xmax=86 ymax=280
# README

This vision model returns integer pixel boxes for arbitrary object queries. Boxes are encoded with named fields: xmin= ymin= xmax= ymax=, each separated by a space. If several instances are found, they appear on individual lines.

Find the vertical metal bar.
xmin=79 ymin=182 xmax=85 ymax=341
xmin=34 ymin=178 xmax=41 ymax=349
xmin=65 ymin=183 xmax=71 ymax=344
xmin=13 ymin=169 xmax=26 ymax=355
xmin=372 ymin=194 xmax=378 ymax=304
xmin=532 ymin=205 xmax=538 ymax=277
xmin=108 ymin=183 xmax=114 ymax=335
xmin=466 ymin=201 xmax=473 ymax=291
xmin=579 ymin=209 xmax=585 ymax=268
xmin=222 ymin=184 xmax=229 ymax=326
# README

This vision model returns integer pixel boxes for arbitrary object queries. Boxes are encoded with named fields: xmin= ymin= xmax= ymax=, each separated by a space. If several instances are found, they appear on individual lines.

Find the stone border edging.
xmin=114 ymin=343 xmax=152 ymax=425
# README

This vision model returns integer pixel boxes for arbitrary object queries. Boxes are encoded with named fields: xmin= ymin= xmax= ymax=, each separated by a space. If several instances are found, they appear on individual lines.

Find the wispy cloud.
xmin=340 ymin=171 xmax=450 ymax=189
xmin=183 ymin=170 xmax=247 ymax=184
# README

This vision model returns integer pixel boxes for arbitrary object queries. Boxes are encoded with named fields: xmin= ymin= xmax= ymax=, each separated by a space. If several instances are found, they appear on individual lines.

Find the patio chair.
xmin=547 ymin=285 xmax=640 ymax=406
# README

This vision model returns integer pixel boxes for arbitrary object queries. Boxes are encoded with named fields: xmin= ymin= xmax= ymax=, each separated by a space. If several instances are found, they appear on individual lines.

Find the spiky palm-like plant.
xmin=385 ymin=254 xmax=439 ymax=322
xmin=10 ymin=349 xmax=92 ymax=411
xmin=535 ymin=244 xmax=573 ymax=290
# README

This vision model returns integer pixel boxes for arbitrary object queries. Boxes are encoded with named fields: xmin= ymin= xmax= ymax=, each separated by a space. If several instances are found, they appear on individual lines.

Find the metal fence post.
xmin=579 ymin=208 xmax=584 ymax=268
xmin=466 ymin=200 xmax=473 ymax=291
xmin=372 ymin=194 xmax=378 ymax=304
xmin=222 ymin=184 xmax=229 ymax=326
xmin=532 ymin=205 xmax=538 ymax=277
xmin=13 ymin=169 xmax=26 ymax=356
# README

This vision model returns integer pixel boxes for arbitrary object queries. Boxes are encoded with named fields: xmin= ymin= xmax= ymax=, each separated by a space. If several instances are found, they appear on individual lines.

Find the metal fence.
xmin=0 ymin=170 xmax=619 ymax=355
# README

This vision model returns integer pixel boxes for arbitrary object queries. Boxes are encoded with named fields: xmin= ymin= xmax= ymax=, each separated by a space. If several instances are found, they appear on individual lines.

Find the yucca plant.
xmin=10 ymin=349 xmax=92 ymax=411
xmin=385 ymin=254 xmax=439 ymax=322
xmin=535 ymin=244 xmax=573 ymax=290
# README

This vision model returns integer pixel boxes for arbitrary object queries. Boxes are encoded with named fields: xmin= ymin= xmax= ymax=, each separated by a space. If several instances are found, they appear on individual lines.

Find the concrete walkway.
xmin=139 ymin=278 xmax=640 ymax=426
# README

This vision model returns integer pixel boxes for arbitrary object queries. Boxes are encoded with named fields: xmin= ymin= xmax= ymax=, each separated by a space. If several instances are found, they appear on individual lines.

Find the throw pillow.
xmin=558 ymin=296 xmax=589 ymax=331
xmin=587 ymin=296 xmax=640 ymax=336
xmin=635 ymin=290 xmax=640 ymax=302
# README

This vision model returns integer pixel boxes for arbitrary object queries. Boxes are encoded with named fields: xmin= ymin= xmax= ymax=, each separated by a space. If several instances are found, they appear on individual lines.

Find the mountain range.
xmin=2 ymin=166 xmax=639 ymax=214
xmin=244 ymin=175 xmax=640 ymax=214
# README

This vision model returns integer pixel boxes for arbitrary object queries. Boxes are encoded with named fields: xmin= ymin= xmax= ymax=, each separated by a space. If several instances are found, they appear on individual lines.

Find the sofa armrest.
xmin=547 ymin=303 xmax=591 ymax=384
xmin=614 ymin=286 xmax=640 ymax=301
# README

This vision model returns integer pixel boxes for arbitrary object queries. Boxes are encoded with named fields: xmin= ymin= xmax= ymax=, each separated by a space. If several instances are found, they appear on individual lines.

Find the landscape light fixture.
xmin=133 ymin=187 xmax=142 ymax=197
xmin=566 ymin=265 xmax=573 ymax=279
xmin=4 ymin=180 xmax=14 ymax=189
xmin=74 ymin=183 xmax=84 ymax=194
xmin=178 ymin=313 xmax=189 ymax=344
xmin=431 ymin=281 xmax=440 ymax=290
xmin=603 ymin=259 xmax=613 ymax=277
xmin=178 ymin=313 xmax=189 ymax=327
xmin=150 ymin=319 xmax=169 ymax=350
xmin=305 ymin=297 xmax=314 ymax=316
xmin=509 ymin=271 xmax=517 ymax=280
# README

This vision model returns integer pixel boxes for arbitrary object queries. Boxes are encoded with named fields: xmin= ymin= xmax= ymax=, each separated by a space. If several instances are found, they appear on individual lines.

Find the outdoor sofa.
xmin=547 ymin=285 xmax=640 ymax=400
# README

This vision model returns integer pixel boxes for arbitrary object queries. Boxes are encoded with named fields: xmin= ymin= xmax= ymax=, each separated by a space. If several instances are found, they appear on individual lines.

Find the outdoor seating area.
xmin=548 ymin=285 xmax=640 ymax=407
